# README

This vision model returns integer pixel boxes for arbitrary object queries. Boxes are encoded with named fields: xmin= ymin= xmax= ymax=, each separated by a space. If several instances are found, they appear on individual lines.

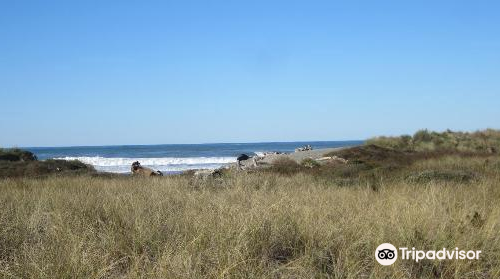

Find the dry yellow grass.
xmin=1 ymin=156 xmax=499 ymax=278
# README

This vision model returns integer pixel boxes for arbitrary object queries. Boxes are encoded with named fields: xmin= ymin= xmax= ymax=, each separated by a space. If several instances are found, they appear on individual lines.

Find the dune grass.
xmin=1 ymin=155 xmax=500 ymax=278
xmin=366 ymin=129 xmax=500 ymax=153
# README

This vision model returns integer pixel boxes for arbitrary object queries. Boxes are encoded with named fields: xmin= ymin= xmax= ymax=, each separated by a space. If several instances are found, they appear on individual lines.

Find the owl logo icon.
xmin=375 ymin=243 xmax=398 ymax=265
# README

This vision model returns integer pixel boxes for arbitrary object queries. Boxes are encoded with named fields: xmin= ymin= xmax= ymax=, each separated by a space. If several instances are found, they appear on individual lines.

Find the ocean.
xmin=26 ymin=141 xmax=363 ymax=174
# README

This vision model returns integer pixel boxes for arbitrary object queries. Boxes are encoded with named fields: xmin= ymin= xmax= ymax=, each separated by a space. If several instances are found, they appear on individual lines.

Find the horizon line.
xmin=18 ymin=139 xmax=365 ymax=149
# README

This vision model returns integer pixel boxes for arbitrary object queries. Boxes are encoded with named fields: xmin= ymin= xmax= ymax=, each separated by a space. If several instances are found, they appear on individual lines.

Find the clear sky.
xmin=1 ymin=1 xmax=499 ymax=147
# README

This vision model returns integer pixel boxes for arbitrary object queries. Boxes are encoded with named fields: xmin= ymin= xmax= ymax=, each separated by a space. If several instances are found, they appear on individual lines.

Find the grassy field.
xmin=1 ymin=153 xmax=500 ymax=278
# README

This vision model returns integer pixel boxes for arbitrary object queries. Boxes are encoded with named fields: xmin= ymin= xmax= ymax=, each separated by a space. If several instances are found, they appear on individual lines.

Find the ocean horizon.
xmin=26 ymin=141 xmax=363 ymax=173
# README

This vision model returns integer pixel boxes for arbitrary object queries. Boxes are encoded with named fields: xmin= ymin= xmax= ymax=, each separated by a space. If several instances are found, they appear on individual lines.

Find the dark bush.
xmin=0 ymin=148 xmax=37 ymax=162
xmin=0 ymin=159 xmax=95 ymax=178
xmin=0 ymin=147 xmax=95 ymax=178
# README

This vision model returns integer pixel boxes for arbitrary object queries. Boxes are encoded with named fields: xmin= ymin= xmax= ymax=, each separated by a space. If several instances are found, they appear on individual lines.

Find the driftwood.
xmin=316 ymin=156 xmax=348 ymax=164
xmin=194 ymin=169 xmax=223 ymax=179
xmin=131 ymin=161 xmax=163 ymax=176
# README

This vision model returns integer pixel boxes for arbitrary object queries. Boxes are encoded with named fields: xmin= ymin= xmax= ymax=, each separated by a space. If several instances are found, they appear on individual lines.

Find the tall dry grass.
xmin=1 ymin=156 xmax=499 ymax=278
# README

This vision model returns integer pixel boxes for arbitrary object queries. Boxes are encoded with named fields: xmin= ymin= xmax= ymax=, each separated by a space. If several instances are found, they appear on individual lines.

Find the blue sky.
xmin=1 ymin=1 xmax=499 ymax=147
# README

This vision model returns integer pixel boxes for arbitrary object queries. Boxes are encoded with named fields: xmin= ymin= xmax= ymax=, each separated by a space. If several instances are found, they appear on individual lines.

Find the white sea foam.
xmin=55 ymin=156 xmax=237 ymax=166
xmin=54 ymin=156 xmax=236 ymax=173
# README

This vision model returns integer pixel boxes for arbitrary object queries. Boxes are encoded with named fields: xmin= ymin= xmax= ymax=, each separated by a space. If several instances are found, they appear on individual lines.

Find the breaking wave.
xmin=54 ymin=156 xmax=236 ymax=173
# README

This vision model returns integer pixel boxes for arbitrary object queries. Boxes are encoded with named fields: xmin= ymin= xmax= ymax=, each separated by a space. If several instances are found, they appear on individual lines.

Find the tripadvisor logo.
xmin=375 ymin=243 xmax=481 ymax=266
xmin=375 ymin=243 xmax=398 ymax=265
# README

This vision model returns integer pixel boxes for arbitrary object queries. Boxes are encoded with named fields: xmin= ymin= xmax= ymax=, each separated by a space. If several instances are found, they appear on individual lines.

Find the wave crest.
xmin=53 ymin=156 xmax=236 ymax=173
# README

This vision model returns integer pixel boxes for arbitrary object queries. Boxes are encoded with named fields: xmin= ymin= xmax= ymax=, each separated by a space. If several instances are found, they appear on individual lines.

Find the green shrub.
xmin=405 ymin=170 xmax=478 ymax=184
xmin=413 ymin=129 xmax=432 ymax=142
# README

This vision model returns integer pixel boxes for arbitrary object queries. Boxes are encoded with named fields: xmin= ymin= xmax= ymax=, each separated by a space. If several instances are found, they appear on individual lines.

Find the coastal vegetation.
xmin=0 ymin=129 xmax=499 ymax=278
xmin=0 ymin=148 xmax=95 ymax=178
xmin=0 ymin=148 xmax=38 ymax=162
xmin=365 ymin=129 xmax=500 ymax=153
